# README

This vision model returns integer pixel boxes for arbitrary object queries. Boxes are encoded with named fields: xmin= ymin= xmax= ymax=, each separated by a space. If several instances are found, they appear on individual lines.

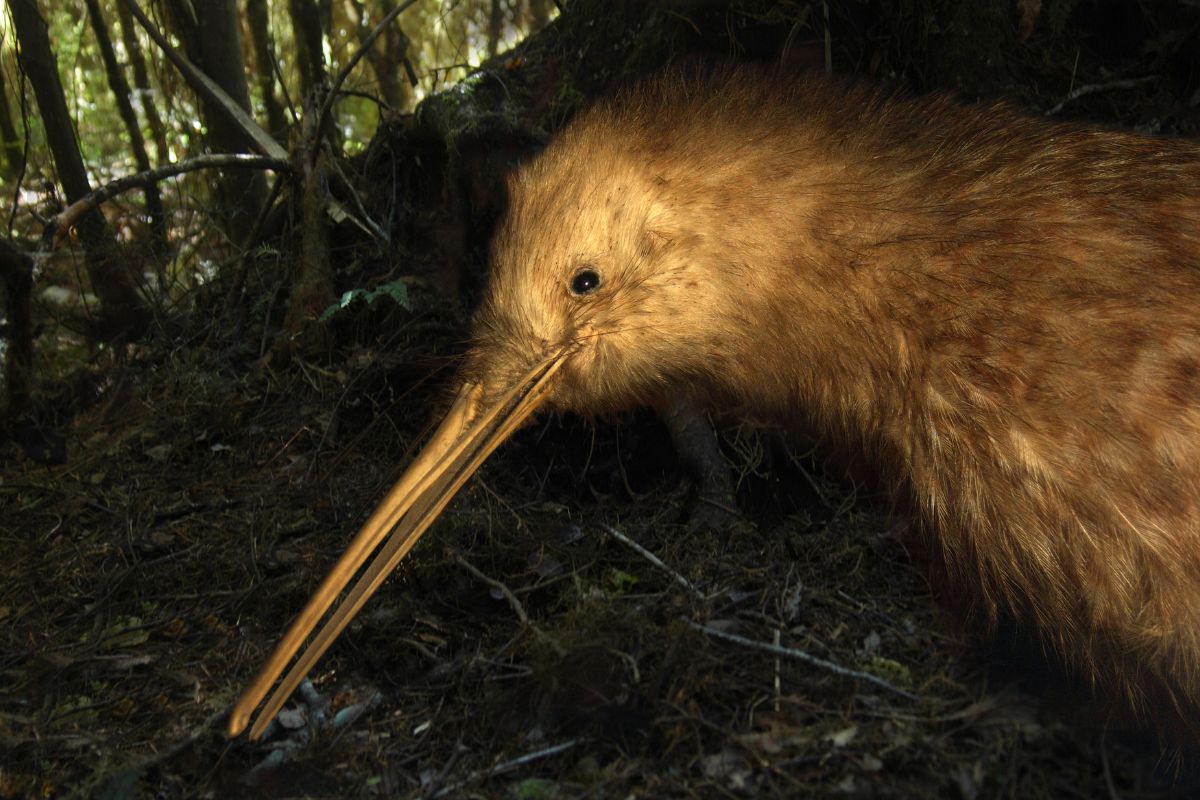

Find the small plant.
xmin=319 ymin=279 xmax=411 ymax=321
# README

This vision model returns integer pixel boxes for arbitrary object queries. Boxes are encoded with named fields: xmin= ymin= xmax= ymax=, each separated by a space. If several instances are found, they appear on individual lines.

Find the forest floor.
xmin=1 ymin=284 xmax=1186 ymax=799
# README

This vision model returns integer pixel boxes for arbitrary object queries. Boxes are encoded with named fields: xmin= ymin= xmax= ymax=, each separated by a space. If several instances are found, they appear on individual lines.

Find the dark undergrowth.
xmin=1 ymin=285 xmax=1185 ymax=798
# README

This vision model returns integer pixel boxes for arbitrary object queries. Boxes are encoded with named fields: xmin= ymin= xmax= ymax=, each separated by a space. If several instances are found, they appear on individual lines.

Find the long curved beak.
xmin=227 ymin=351 xmax=568 ymax=739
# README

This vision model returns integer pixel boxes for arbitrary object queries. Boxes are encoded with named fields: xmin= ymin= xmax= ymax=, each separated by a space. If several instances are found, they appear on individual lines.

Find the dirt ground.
xmin=1 ymin=282 xmax=1190 ymax=798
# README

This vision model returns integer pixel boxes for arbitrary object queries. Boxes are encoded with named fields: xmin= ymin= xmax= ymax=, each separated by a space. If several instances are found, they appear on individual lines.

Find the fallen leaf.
xmin=824 ymin=725 xmax=858 ymax=748
xmin=144 ymin=443 xmax=172 ymax=462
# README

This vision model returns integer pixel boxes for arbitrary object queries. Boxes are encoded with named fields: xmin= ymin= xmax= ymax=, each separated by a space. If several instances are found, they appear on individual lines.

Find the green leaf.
xmin=374 ymin=280 xmax=410 ymax=308
xmin=319 ymin=280 xmax=411 ymax=321
xmin=512 ymin=777 xmax=558 ymax=800
xmin=608 ymin=568 xmax=639 ymax=593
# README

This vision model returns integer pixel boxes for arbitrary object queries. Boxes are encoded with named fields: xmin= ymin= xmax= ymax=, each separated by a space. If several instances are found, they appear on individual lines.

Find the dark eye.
xmin=570 ymin=268 xmax=602 ymax=296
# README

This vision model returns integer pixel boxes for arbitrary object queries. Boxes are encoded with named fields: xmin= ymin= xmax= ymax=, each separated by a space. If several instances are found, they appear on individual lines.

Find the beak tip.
xmin=226 ymin=707 xmax=249 ymax=739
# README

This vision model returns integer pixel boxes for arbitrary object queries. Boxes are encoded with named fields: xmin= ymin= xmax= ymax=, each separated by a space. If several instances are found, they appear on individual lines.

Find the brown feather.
xmin=468 ymin=64 xmax=1200 ymax=740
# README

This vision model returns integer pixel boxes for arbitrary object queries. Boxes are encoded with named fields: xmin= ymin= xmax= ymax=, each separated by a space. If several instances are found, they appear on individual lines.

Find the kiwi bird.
xmin=228 ymin=65 xmax=1200 ymax=742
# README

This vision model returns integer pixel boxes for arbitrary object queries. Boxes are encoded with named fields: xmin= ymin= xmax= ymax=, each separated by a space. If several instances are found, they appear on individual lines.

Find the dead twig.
xmin=684 ymin=619 xmax=920 ymax=702
xmin=1044 ymin=75 xmax=1155 ymax=116
xmin=600 ymin=523 xmax=705 ymax=600
xmin=450 ymin=550 xmax=565 ymax=656
xmin=428 ymin=739 xmax=583 ymax=799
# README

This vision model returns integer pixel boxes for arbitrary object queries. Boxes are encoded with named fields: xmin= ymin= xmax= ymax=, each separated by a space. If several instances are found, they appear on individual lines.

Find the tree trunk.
xmin=0 ymin=59 xmax=24 ymax=181
xmin=163 ymin=0 xmax=268 ymax=245
xmin=487 ymin=0 xmax=504 ymax=57
xmin=246 ymin=0 xmax=289 ymax=141
xmin=159 ymin=0 xmax=201 ymax=70
xmin=348 ymin=0 xmax=411 ymax=110
xmin=10 ymin=0 xmax=147 ymax=342
xmin=279 ymin=112 xmax=334 ymax=356
xmin=527 ymin=0 xmax=551 ymax=30
xmin=85 ymin=0 xmax=167 ymax=253
xmin=289 ymin=0 xmax=327 ymax=99
xmin=115 ymin=0 xmax=170 ymax=165
xmin=0 ymin=237 xmax=34 ymax=418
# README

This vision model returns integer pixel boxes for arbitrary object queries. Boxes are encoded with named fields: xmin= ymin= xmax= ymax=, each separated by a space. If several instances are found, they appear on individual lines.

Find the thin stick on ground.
xmin=685 ymin=619 xmax=920 ymax=702
xmin=450 ymin=549 xmax=565 ymax=656
xmin=429 ymin=739 xmax=583 ymax=799
xmin=600 ymin=523 xmax=705 ymax=600
xmin=1044 ymin=75 xmax=1155 ymax=116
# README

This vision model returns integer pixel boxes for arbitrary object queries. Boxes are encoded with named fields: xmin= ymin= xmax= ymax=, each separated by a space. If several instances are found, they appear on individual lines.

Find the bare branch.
xmin=316 ymin=0 xmax=420 ymax=134
xmin=44 ymin=154 xmax=290 ymax=248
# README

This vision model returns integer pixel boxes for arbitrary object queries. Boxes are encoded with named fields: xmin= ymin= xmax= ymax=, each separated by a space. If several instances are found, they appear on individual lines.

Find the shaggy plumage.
xmin=469 ymin=65 xmax=1200 ymax=739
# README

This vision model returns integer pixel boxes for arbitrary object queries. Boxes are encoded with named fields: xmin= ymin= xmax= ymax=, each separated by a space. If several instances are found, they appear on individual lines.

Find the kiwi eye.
xmin=570 ymin=268 xmax=602 ymax=296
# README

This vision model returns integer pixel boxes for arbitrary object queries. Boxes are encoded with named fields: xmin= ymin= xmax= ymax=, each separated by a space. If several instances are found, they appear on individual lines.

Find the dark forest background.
xmin=2 ymin=1 xmax=1199 ymax=797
